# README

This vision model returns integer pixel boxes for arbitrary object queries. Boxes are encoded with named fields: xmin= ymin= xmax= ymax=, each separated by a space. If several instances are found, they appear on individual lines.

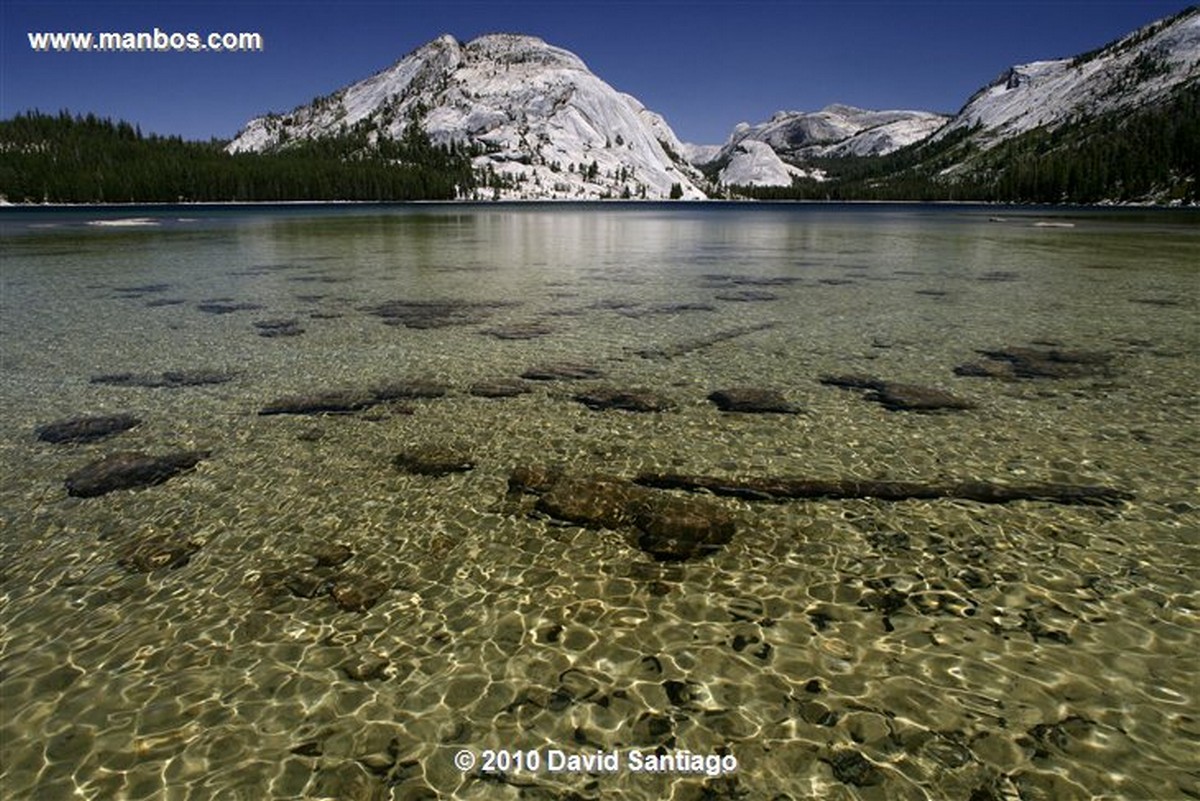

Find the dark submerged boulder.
xmin=361 ymin=298 xmax=515 ymax=329
xmin=820 ymin=375 xmax=974 ymax=412
xmin=482 ymin=322 xmax=555 ymax=340
xmin=196 ymin=301 xmax=265 ymax=314
xmin=871 ymin=382 xmax=975 ymax=412
xmin=253 ymin=318 xmax=305 ymax=338
xmin=90 ymin=369 xmax=235 ymax=388
xmin=469 ymin=379 xmax=532 ymax=398
xmin=521 ymin=362 xmax=606 ymax=381
xmin=392 ymin=445 xmax=476 ymax=477
xmin=508 ymin=466 xmax=740 ymax=560
xmin=36 ymin=413 xmax=141 ymax=444
xmin=573 ymin=387 xmax=673 ymax=412
xmin=118 ymin=536 xmax=199 ymax=572
xmin=535 ymin=475 xmax=650 ymax=529
xmin=330 ymin=577 xmax=388 ymax=612
xmin=507 ymin=464 xmax=565 ymax=495
xmin=707 ymin=387 xmax=802 ymax=414
xmin=259 ymin=390 xmax=375 ymax=416
xmin=631 ymin=494 xmax=736 ymax=561
xmin=65 ymin=450 xmax=209 ymax=497
xmin=955 ymin=345 xmax=1115 ymax=380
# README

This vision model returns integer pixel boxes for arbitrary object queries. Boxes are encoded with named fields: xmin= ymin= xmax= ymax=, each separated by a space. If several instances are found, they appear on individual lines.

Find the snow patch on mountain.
xmin=228 ymin=33 xmax=707 ymax=199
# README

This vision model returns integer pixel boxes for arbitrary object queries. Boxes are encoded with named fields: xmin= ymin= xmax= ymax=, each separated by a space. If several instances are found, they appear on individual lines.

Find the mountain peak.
xmin=461 ymin=33 xmax=588 ymax=71
xmin=228 ymin=33 xmax=705 ymax=199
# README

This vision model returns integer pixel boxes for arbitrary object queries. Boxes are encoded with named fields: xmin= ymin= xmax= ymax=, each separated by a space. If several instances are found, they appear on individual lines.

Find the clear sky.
xmin=2 ymin=1 xmax=1192 ymax=145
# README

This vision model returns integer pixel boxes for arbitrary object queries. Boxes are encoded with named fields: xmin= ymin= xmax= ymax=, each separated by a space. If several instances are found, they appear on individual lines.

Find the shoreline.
xmin=2 ymin=198 xmax=1197 ymax=211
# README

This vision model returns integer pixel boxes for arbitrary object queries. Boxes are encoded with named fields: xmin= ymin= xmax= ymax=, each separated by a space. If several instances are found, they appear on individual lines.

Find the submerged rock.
xmin=342 ymin=655 xmax=391 ymax=682
xmin=509 ymin=466 xmax=737 ymax=560
xmin=362 ymin=298 xmax=515 ymax=329
xmin=871 ymin=382 xmax=974 ymax=412
xmin=312 ymin=542 xmax=354 ymax=568
xmin=573 ymin=387 xmax=673 ymax=413
xmin=617 ymin=302 xmax=717 ymax=318
xmin=469 ymin=379 xmax=532 ymax=398
xmin=196 ymin=301 xmax=265 ymax=314
xmin=393 ymin=445 xmax=476 ymax=476
xmin=714 ymin=289 xmax=778 ymax=302
xmin=955 ymin=345 xmax=1115 ymax=380
xmin=823 ymin=749 xmax=884 ymax=787
xmin=708 ymin=387 xmax=801 ymax=414
xmin=117 ymin=536 xmax=199 ymax=572
xmin=36 ymin=413 xmax=141 ymax=444
xmin=636 ymin=471 xmax=1133 ymax=506
xmin=259 ymin=390 xmax=375 ymax=415
xmin=254 ymin=318 xmax=305 ymax=338
xmin=285 ymin=571 xmax=329 ymax=599
xmin=65 ymin=450 xmax=209 ymax=497
xmin=507 ymin=464 xmax=566 ymax=495
xmin=820 ymin=375 xmax=974 ymax=412
xmin=330 ymin=576 xmax=388 ymax=612
xmin=91 ymin=369 xmax=235 ymax=388
xmin=536 ymin=475 xmax=649 ymax=528
xmin=631 ymin=494 xmax=736 ymax=561
xmin=482 ymin=322 xmax=555 ymax=340
xmin=114 ymin=282 xmax=171 ymax=296
xmin=521 ymin=362 xmax=606 ymax=381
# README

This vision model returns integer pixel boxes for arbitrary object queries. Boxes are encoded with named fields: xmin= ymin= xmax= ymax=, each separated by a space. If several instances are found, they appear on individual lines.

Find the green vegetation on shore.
xmin=0 ymin=111 xmax=475 ymax=203
xmin=728 ymin=82 xmax=1199 ymax=204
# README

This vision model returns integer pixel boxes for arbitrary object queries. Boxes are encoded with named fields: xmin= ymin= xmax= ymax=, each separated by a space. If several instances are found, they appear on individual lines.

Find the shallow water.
xmin=1 ymin=202 xmax=1197 ymax=800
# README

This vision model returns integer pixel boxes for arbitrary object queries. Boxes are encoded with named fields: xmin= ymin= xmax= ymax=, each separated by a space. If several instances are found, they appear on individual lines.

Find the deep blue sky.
xmin=2 ymin=1 xmax=1191 ymax=145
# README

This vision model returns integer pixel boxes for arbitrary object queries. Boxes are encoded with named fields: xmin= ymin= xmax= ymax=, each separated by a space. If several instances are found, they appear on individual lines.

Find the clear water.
xmin=1 ymin=203 xmax=1197 ymax=800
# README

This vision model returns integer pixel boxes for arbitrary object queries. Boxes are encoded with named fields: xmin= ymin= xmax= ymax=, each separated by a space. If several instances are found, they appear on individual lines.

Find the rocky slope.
xmin=700 ymin=7 xmax=1199 ymax=190
xmin=228 ymin=34 xmax=706 ymax=200
xmin=699 ymin=105 xmax=947 ymax=186
xmin=935 ymin=5 xmax=1200 ymax=146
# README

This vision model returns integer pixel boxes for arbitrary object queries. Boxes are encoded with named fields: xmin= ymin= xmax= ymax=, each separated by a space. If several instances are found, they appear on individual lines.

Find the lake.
xmin=1 ymin=202 xmax=1196 ymax=800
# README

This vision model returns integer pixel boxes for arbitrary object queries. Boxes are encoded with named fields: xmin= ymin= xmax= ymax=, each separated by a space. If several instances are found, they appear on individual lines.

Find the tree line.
xmin=728 ymin=81 xmax=1199 ymax=204
xmin=0 ymin=111 xmax=476 ymax=203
